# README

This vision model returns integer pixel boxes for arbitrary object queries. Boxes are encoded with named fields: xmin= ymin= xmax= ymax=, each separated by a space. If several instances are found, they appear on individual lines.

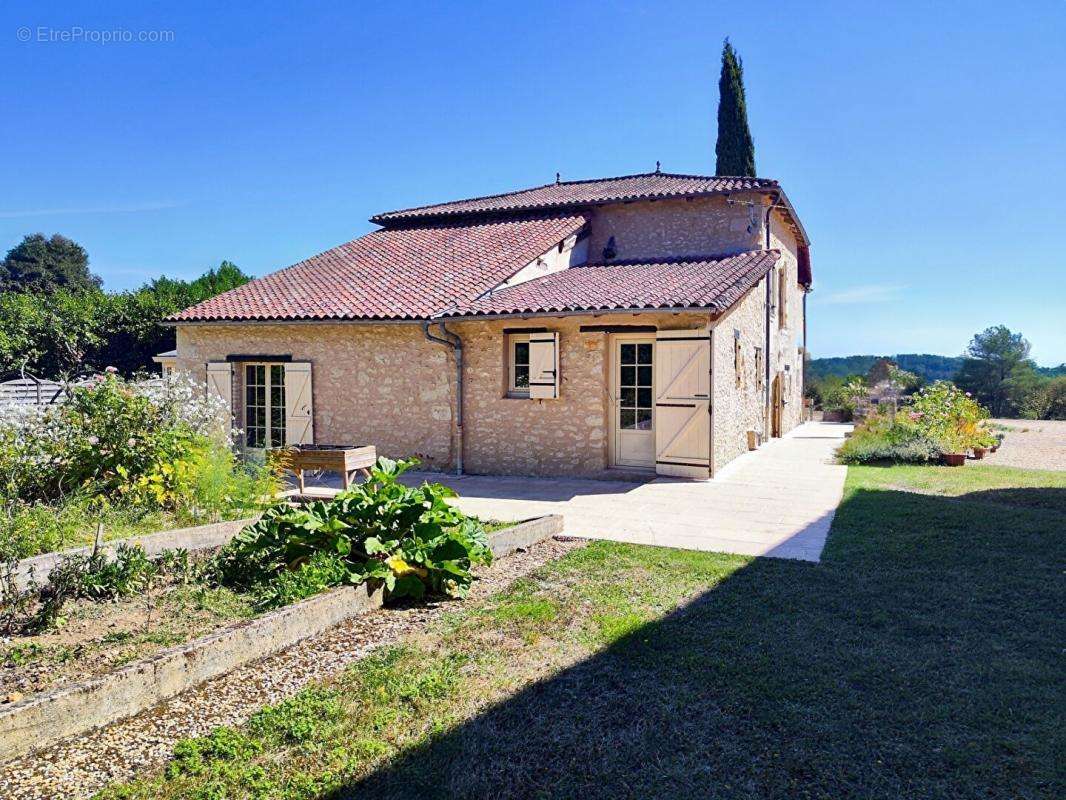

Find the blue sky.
xmin=2 ymin=1 xmax=1064 ymax=363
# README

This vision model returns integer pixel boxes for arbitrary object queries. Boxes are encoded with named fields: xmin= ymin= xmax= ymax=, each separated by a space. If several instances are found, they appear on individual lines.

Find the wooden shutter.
xmin=528 ymin=332 xmax=559 ymax=399
xmin=284 ymin=362 xmax=314 ymax=445
xmin=654 ymin=330 xmax=710 ymax=479
xmin=205 ymin=362 xmax=233 ymax=439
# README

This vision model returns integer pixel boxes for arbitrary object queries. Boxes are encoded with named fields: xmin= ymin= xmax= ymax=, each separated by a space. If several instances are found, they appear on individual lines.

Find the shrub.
xmin=0 ymin=372 xmax=276 ymax=560
xmin=909 ymin=380 xmax=992 ymax=453
xmin=837 ymin=412 xmax=940 ymax=465
xmin=837 ymin=427 xmax=940 ymax=465
xmin=838 ymin=381 xmax=996 ymax=464
xmin=211 ymin=457 xmax=492 ymax=605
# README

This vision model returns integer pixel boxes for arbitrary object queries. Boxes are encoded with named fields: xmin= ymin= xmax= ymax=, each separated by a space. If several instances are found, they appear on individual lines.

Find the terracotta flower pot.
xmin=972 ymin=447 xmax=988 ymax=459
xmin=941 ymin=453 xmax=966 ymax=467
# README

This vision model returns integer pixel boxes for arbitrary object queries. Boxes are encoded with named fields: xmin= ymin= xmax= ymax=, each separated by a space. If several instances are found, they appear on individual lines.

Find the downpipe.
xmin=422 ymin=320 xmax=464 ymax=475
xmin=763 ymin=194 xmax=782 ymax=436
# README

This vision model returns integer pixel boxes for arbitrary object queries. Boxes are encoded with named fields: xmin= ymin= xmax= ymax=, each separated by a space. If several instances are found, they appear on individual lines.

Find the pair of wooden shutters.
xmin=654 ymin=330 xmax=711 ymax=479
xmin=205 ymin=361 xmax=314 ymax=446
xmin=527 ymin=332 xmax=559 ymax=400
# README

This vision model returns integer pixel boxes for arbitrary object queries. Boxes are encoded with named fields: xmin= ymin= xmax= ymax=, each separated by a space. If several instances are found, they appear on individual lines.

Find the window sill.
xmin=504 ymin=391 xmax=530 ymax=400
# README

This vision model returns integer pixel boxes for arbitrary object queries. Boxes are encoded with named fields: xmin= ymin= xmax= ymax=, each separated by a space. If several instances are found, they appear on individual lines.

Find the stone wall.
xmin=710 ymin=277 xmax=768 ymax=473
xmin=766 ymin=209 xmax=806 ymax=434
xmin=450 ymin=311 xmax=709 ymax=478
xmin=586 ymin=195 xmax=762 ymax=262
xmin=175 ymin=323 xmax=456 ymax=470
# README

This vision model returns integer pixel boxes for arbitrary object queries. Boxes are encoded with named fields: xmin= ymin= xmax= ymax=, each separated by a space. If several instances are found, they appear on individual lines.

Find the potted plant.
xmin=937 ymin=429 xmax=969 ymax=467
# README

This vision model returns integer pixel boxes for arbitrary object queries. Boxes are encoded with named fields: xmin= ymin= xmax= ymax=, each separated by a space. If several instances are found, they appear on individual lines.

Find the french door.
xmin=244 ymin=363 xmax=287 ymax=449
xmin=610 ymin=335 xmax=656 ymax=469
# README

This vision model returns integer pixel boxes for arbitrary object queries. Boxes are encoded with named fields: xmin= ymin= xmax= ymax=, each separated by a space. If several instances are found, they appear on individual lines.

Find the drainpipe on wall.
xmin=763 ymin=194 xmax=782 ymax=435
xmin=422 ymin=320 xmax=464 ymax=475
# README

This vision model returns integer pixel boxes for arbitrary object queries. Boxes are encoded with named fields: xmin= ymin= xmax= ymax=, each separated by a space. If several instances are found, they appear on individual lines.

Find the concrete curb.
xmin=6 ymin=517 xmax=260 ymax=594
xmin=0 ymin=514 xmax=562 ymax=763
xmin=489 ymin=514 xmax=564 ymax=558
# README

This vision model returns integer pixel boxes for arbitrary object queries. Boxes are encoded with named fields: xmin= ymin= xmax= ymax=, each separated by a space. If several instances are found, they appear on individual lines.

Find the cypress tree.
xmin=715 ymin=39 xmax=757 ymax=177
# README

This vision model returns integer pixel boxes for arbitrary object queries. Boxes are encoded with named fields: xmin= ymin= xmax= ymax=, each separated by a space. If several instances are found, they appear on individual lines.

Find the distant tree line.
xmin=806 ymin=327 xmax=1066 ymax=421
xmin=0 ymin=233 xmax=249 ymax=379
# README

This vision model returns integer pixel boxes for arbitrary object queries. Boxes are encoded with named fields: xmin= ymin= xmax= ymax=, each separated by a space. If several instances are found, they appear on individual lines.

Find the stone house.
xmin=167 ymin=172 xmax=812 ymax=480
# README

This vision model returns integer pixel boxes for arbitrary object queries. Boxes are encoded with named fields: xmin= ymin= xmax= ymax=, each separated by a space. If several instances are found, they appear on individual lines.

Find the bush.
xmin=211 ymin=457 xmax=492 ymax=605
xmin=837 ymin=427 xmax=940 ymax=465
xmin=837 ymin=412 xmax=941 ymax=465
xmin=837 ymin=381 xmax=996 ymax=464
xmin=908 ymin=380 xmax=993 ymax=453
xmin=0 ymin=372 xmax=277 ymax=560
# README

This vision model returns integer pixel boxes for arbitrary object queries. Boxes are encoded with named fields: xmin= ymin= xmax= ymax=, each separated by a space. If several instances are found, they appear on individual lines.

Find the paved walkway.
xmin=304 ymin=422 xmax=851 ymax=562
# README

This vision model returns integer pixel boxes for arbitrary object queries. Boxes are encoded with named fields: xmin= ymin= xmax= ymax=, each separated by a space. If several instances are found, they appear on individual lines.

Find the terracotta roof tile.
xmin=371 ymin=172 xmax=780 ymax=224
xmin=169 ymin=215 xmax=587 ymax=322
xmin=441 ymin=250 xmax=781 ymax=318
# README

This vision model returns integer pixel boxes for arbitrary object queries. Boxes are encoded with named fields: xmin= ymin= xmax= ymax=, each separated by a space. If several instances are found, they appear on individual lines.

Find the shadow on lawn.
xmin=331 ymin=486 xmax=1063 ymax=800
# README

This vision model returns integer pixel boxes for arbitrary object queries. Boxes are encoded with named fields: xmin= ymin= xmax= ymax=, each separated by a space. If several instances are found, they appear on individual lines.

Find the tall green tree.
xmin=0 ymin=259 xmax=250 ymax=379
xmin=954 ymin=325 xmax=1038 ymax=416
xmin=0 ymin=233 xmax=101 ymax=293
xmin=715 ymin=39 xmax=757 ymax=177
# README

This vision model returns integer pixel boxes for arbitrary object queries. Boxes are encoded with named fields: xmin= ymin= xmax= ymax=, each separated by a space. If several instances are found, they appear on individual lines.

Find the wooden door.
xmin=771 ymin=373 xmax=784 ymax=438
xmin=654 ymin=330 xmax=710 ymax=478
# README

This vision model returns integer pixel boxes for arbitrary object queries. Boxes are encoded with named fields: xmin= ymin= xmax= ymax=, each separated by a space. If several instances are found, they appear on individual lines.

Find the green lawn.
xmin=98 ymin=464 xmax=1064 ymax=800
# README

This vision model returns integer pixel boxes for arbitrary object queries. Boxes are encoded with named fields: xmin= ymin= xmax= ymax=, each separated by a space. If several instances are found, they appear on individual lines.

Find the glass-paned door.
xmin=612 ymin=337 xmax=655 ymax=468
xmin=245 ymin=364 xmax=286 ymax=449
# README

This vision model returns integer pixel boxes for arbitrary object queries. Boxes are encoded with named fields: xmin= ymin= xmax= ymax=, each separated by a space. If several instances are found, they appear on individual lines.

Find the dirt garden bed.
xmin=0 ymin=514 xmax=562 ymax=765
xmin=2 ymin=564 xmax=254 ymax=699
xmin=1 ymin=516 xmax=524 ymax=701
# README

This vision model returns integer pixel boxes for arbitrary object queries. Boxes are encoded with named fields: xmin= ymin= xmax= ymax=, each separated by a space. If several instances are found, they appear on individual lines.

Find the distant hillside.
xmin=807 ymin=354 xmax=1066 ymax=383
xmin=806 ymin=354 xmax=963 ymax=383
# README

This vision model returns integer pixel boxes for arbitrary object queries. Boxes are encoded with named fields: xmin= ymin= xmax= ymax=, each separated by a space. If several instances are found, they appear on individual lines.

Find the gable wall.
xmin=585 ymin=194 xmax=763 ymax=262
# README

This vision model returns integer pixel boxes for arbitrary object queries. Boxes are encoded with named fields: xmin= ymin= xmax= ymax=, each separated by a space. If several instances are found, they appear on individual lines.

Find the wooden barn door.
xmin=654 ymin=330 xmax=710 ymax=479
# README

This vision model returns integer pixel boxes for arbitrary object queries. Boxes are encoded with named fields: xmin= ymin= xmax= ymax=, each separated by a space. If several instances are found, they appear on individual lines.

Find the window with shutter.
xmin=528 ymin=332 xmax=559 ymax=399
xmin=507 ymin=334 xmax=531 ymax=396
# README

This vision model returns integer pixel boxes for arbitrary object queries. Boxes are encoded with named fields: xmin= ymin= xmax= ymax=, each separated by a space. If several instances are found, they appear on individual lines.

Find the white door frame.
xmin=608 ymin=333 xmax=656 ymax=470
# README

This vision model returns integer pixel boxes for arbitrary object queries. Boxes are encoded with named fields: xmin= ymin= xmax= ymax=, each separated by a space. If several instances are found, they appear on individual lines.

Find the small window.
xmin=508 ymin=335 xmax=530 ymax=396
xmin=754 ymin=347 xmax=765 ymax=393
xmin=778 ymin=268 xmax=788 ymax=329
xmin=734 ymin=334 xmax=743 ymax=388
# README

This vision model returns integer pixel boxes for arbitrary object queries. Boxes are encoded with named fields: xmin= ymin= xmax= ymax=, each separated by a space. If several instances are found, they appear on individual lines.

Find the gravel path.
xmin=1 ymin=537 xmax=584 ymax=800
xmin=985 ymin=419 xmax=1066 ymax=471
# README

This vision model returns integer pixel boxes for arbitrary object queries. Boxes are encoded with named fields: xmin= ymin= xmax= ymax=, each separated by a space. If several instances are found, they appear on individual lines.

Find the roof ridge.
xmin=574 ymin=249 xmax=777 ymax=269
xmin=370 ymin=171 xmax=780 ymax=223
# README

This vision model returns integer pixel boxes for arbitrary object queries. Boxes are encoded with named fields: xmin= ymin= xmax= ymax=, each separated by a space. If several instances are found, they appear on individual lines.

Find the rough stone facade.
xmin=710 ymin=276 xmax=769 ymax=473
xmin=452 ymin=311 xmax=709 ymax=478
xmin=586 ymin=194 xmax=762 ymax=262
xmin=175 ymin=323 xmax=457 ymax=471
xmin=766 ymin=207 xmax=806 ymax=434
xmin=173 ymin=195 xmax=807 ymax=480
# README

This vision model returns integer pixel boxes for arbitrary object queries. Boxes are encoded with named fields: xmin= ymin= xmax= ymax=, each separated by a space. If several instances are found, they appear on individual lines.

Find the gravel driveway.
xmin=984 ymin=419 xmax=1066 ymax=471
